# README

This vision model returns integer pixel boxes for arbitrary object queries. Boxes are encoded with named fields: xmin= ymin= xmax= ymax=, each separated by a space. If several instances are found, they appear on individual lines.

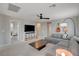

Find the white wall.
xmin=51 ymin=20 xmax=62 ymax=34
xmin=64 ymin=19 xmax=74 ymax=37
xmin=0 ymin=14 xmax=10 ymax=46
xmin=74 ymin=15 xmax=79 ymax=36
xmin=40 ymin=22 xmax=47 ymax=39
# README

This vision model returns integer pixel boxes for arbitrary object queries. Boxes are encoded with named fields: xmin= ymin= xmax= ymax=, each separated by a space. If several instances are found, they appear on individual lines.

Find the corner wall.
xmin=0 ymin=14 xmax=10 ymax=46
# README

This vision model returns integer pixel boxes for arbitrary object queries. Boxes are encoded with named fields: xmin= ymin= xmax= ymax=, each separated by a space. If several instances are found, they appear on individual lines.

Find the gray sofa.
xmin=44 ymin=36 xmax=79 ymax=56
xmin=45 ymin=33 xmax=63 ymax=44
xmin=57 ymin=37 xmax=78 ymax=56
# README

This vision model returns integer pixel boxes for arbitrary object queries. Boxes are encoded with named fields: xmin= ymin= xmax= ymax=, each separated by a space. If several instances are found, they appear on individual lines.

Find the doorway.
xmin=10 ymin=19 xmax=20 ymax=43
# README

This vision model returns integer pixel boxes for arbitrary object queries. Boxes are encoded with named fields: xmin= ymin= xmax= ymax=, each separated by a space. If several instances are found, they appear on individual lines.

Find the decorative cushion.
xmin=62 ymin=33 xmax=68 ymax=39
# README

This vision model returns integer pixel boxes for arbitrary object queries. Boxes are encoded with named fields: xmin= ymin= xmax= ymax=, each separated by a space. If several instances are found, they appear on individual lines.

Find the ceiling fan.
xmin=37 ymin=13 xmax=50 ymax=19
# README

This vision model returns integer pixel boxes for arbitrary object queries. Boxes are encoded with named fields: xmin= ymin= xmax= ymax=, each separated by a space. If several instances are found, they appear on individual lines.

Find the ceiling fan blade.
xmin=42 ymin=18 xmax=50 ymax=19
xmin=37 ymin=13 xmax=50 ymax=19
xmin=40 ymin=13 xmax=43 ymax=19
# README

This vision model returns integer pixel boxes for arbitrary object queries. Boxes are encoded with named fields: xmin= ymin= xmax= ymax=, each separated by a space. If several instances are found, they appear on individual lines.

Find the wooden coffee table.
xmin=29 ymin=40 xmax=47 ymax=51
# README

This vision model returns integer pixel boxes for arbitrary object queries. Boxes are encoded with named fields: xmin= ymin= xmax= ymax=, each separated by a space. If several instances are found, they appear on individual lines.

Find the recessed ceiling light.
xmin=8 ymin=4 xmax=21 ymax=12
xmin=49 ymin=4 xmax=56 ymax=8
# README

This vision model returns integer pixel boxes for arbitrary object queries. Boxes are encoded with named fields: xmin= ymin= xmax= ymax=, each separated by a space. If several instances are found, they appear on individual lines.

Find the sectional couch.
xmin=45 ymin=33 xmax=64 ymax=44
xmin=44 ymin=33 xmax=79 ymax=56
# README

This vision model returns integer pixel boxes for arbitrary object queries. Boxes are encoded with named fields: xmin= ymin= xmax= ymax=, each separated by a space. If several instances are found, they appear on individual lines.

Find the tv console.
xmin=25 ymin=32 xmax=35 ymax=41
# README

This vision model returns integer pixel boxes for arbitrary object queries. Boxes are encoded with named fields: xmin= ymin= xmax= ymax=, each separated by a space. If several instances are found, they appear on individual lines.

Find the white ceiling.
xmin=0 ymin=3 xmax=79 ymax=22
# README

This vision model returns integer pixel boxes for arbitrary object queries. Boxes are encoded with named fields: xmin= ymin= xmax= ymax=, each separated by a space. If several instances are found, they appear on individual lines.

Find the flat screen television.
xmin=24 ymin=25 xmax=35 ymax=32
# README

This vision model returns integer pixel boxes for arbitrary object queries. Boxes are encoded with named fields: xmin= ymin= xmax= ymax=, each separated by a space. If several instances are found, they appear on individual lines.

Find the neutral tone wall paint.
xmin=0 ymin=14 xmax=10 ymax=46
xmin=51 ymin=20 xmax=63 ymax=34
xmin=70 ymin=16 xmax=77 ymax=36
xmin=40 ymin=22 xmax=47 ymax=39
xmin=75 ymin=15 xmax=79 ymax=36
xmin=64 ymin=19 xmax=74 ymax=37
xmin=70 ymin=16 xmax=79 ymax=36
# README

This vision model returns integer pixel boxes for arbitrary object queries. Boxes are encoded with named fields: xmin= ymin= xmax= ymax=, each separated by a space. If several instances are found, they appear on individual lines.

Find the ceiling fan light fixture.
xmin=37 ymin=13 xmax=50 ymax=19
